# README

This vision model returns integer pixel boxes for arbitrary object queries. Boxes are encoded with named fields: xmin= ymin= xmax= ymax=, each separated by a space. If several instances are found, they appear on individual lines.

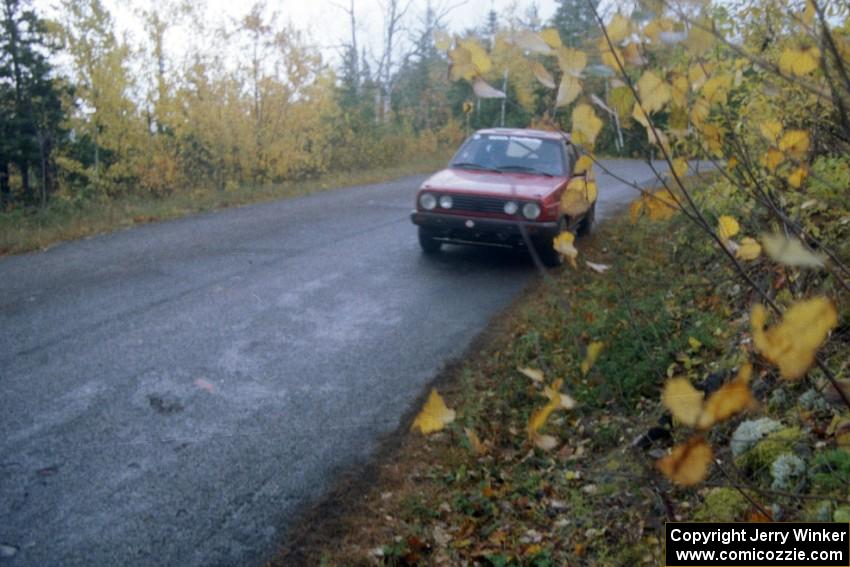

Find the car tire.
xmin=418 ymin=227 xmax=442 ymax=254
xmin=578 ymin=201 xmax=596 ymax=237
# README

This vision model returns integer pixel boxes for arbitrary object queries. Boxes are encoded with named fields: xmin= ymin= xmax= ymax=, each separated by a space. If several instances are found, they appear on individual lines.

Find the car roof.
xmin=474 ymin=127 xmax=571 ymax=142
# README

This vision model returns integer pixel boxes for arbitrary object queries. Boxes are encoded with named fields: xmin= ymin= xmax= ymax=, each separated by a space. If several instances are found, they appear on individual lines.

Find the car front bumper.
xmin=410 ymin=210 xmax=559 ymax=248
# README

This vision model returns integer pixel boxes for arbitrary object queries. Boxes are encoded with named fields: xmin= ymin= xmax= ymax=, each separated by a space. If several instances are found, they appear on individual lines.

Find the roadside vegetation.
xmin=278 ymin=0 xmax=850 ymax=564
xmin=282 ymin=177 xmax=849 ymax=564
xmin=1 ymin=0 xmax=635 ymax=255
xmin=0 ymin=154 xmax=449 ymax=254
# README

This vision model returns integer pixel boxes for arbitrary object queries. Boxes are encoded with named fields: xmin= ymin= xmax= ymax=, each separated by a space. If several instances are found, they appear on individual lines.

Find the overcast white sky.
xmin=39 ymin=0 xmax=560 ymax=68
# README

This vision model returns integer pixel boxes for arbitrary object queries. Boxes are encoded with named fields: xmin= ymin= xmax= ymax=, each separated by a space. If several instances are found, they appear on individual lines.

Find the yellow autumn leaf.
xmin=761 ymin=233 xmax=826 ymax=267
xmin=528 ymin=402 xmax=558 ymax=436
xmin=532 ymin=433 xmax=559 ymax=450
xmin=623 ymin=42 xmax=646 ymax=66
xmin=434 ymin=31 xmax=452 ymax=51
xmin=700 ymin=123 xmax=725 ymax=156
xmin=571 ymin=103 xmax=603 ymax=147
xmin=580 ymin=341 xmax=605 ymax=375
xmin=412 ymin=389 xmax=456 ymax=434
xmin=779 ymin=46 xmax=820 ymax=77
xmin=703 ymin=74 xmax=732 ymax=105
xmin=528 ymin=379 xmax=574 ymax=440
xmin=556 ymin=46 xmax=587 ymax=76
xmin=606 ymin=14 xmax=631 ymax=43
xmin=637 ymin=71 xmax=671 ymax=113
xmin=690 ymin=98 xmax=710 ymax=128
xmin=546 ymin=379 xmax=576 ymax=410
xmin=670 ymin=157 xmax=688 ymax=179
xmin=556 ymin=74 xmax=582 ymax=107
xmin=698 ymin=364 xmax=756 ymax=428
xmin=788 ymin=165 xmax=808 ymax=188
xmin=670 ymin=73 xmax=688 ymax=108
xmin=574 ymin=155 xmax=593 ymax=174
xmin=561 ymin=177 xmax=592 ymax=216
xmin=540 ymin=28 xmax=562 ymax=49
xmin=465 ymin=427 xmax=487 ymax=455
xmin=532 ymin=61 xmax=555 ymax=89
xmin=689 ymin=63 xmax=712 ymax=91
xmin=646 ymin=190 xmax=678 ymax=220
xmin=512 ymin=30 xmax=552 ymax=54
xmin=609 ymin=86 xmax=633 ymax=121
xmin=778 ymin=130 xmax=810 ymax=158
xmin=663 ymin=367 xmax=755 ymax=430
xmin=448 ymin=46 xmax=477 ymax=81
xmin=736 ymin=237 xmax=762 ymax=260
xmin=460 ymin=39 xmax=492 ymax=74
xmin=685 ymin=21 xmax=714 ymax=56
xmin=802 ymin=0 xmax=815 ymax=25
xmin=657 ymin=437 xmax=713 ymax=486
xmin=759 ymin=119 xmax=783 ymax=143
xmin=643 ymin=17 xmax=673 ymax=42
xmin=597 ymin=37 xmax=623 ymax=70
xmin=472 ymin=79 xmax=506 ymax=99
xmin=662 ymin=377 xmax=704 ymax=427
xmin=718 ymin=215 xmax=740 ymax=241
xmin=553 ymin=231 xmax=578 ymax=268
xmin=518 ymin=366 xmax=545 ymax=383
xmin=632 ymin=102 xmax=649 ymax=129
xmin=647 ymin=127 xmax=671 ymax=154
xmin=751 ymin=298 xmax=838 ymax=380
xmin=763 ymin=147 xmax=785 ymax=172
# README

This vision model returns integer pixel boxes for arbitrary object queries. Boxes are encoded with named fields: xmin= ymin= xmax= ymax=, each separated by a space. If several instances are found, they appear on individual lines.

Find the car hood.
xmin=421 ymin=168 xmax=566 ymax=199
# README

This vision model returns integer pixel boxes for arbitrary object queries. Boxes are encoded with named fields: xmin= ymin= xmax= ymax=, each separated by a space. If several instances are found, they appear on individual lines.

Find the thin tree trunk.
xmin=0 ymin=161 xmax=10 ymax=206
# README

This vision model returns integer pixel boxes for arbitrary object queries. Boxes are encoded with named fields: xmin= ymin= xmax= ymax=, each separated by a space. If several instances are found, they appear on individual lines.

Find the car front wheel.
xmin=418 ymin=227 xmax=442 ymax=254
xmin=578 ymin=202 xmax=596 ymax=237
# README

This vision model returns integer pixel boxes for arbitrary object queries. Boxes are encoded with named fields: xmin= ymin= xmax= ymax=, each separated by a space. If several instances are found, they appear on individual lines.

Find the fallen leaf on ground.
xmin=412 ymin=389 xmax=456 ymax=434
xmin=518 ymin=366 xmax=545 ymax=383
xmin=580 ymin=341 xmax=605 ymax=375
xmin=656 ymin=436 xmax=713 ymax=486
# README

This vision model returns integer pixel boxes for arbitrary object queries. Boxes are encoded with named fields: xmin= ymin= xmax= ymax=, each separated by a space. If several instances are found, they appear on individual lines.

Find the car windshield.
xmin=450 ymin=133 xmax=567 ymax=177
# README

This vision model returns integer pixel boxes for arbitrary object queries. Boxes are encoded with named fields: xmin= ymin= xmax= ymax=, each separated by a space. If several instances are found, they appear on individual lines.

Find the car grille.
xmin=450 ymin=195 xmax=510 ymax=214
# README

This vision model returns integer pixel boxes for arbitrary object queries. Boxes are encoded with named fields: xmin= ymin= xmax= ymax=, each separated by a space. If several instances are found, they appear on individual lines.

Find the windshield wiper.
xmin=495 ymin=165 xmax=554 ymax=177
xmin=451 ymin=162 xmax=501 ymax=172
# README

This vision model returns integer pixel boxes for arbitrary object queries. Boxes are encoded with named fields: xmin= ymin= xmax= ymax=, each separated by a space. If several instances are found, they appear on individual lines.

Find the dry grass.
xmin=0 ymin=154 xmax=450 ymax=256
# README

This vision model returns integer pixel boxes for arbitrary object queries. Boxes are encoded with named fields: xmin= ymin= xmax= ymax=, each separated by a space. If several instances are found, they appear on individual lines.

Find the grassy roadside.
xmin=274 ymin=186 xmax=850 ymax=565
xmin=0 ymin=153 xmax=451 ymax=256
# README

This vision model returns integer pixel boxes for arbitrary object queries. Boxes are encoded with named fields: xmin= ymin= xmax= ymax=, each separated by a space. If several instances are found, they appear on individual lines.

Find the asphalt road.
xmin=0 ymin=159 xmax=662 ymax=566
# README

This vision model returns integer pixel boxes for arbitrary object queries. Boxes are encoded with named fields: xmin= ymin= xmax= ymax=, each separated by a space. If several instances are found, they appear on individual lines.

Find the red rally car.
xmin=410 ymin=128 xmax=595 ymax=267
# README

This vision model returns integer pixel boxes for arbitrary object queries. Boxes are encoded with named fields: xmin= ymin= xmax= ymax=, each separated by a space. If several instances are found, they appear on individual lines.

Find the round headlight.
xmin=503 ymin=201 xmax=519 ymax=215
xmin=439 ymin=195 xmax=453 ymax=209
xmin=419 ymin=192 xmax=437 ymax=210
xmin=522 ymin=202 xmax=542 ymax=219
